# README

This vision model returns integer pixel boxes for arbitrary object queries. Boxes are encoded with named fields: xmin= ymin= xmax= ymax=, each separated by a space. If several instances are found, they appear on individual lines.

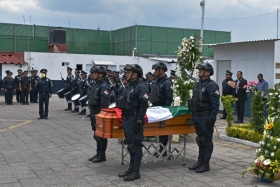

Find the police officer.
xmin=71 ymin=69 xmax=81 ymax=113
xmin=117 ymin=75 xmax=128 ymax=97
xmin=112 ymin=71 xmax=121 ymax=89
xmin=104 ymin=69 xmax=111 ymax=85
xmin=150 ymin=62 xmax=173 ymax=157
xmin=62 ymin=67 xmax=74 ymax=111
xmin=108 ymin=75 xmax=117 ymax=104
xmin=117 ymin=64 xmax=149 ymax=181
xmin=220 ymin=70 xmax=235 ymax=119
xmin=19 ymin=71 xmax=31 ymax=105
xmin=2 ymin=70 xmax=11 ymax=103
xmin=15 ymin=69 xmax=22 ymax=103
xmin=188 ymin=63 xmax=220 ymax=173
xmin=79 ymin=70 xmax=90 ymax=115
xmin=3 ymin=71 xmax=15 ymax=105
xmin=87 ymin=66 xmax=110 ymax=163
xmin=37 ymin=69 xmax=53 ymax=119
xmin=30 ymin=70 xmax=40 ymax=103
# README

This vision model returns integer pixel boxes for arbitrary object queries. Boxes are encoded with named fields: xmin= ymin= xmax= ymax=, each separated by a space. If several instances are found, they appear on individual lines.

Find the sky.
xmin=0 ymin=0 xmax=279 ymax=42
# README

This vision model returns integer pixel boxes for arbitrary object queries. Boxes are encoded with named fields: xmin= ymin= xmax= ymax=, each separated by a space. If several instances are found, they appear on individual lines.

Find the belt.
xmin=193 ymin=111 xmax=211 ymax=116
xmin=40 ymin=92 xmax=48 ymax=94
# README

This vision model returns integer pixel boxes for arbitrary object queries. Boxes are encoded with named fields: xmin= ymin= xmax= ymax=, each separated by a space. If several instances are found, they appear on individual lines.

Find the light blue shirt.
xmin=256 ymin=79 xmax=268 ymax=97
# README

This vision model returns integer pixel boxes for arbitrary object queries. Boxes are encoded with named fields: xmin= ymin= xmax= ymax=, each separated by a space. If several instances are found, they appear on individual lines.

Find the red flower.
xmin=243 ymin=85 xmax=247 ymax=89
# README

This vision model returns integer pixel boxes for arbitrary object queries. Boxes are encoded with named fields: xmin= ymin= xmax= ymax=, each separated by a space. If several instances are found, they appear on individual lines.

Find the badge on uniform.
xmin=143 ymin=93 xmax=149 ymax=99
xmin=104 ymin=90 xmax=109 ymax=95
xmin=215 ymin=90 xmax=220 ymax=95
xmin=202 ymin=87 xmax=205 ymax=92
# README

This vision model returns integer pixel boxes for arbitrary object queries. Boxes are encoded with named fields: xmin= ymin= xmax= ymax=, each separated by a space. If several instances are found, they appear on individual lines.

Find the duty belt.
xmin=193 ymin=111 xmax=211 ymax=116
xmin=40 ymin=91 xmax=48 ymax=94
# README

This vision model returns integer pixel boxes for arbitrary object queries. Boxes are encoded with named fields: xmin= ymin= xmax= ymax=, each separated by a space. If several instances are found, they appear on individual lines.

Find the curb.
xmin=220 ymin=134 xmax=259 ymax=148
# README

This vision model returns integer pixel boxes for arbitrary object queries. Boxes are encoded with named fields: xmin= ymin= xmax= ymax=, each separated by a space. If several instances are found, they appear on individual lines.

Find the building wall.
xmin=275 ymin=40 xmax=280 ymax=85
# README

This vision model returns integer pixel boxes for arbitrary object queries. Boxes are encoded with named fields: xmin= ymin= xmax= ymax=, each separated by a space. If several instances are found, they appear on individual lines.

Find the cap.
xmin=40 ymin=69 xmax=47 ymax=73
xmin=30 ymin=70 xmax=34 ymax=73
xmin=170 ymin=70 xmax=176 ymax=73
xmin=22 ymin=70 xmax=28 ymax=74
xmin=8 ymin=71 xmax=13 ymax=75
xmin=5 ymin=70 xmax=10 ymax=74
xmin=108 ymin=75 xmax=115 ymax=79
xmin=112 ymin=71 xmax=119 ymax=74
xmin=67 ymin=67 xmax=73 ymax=71
xmin=17 ymin=69 xmax=22 ymax=72
xmin=33 ymin=70 xmax=38 ymax=73
xmin=80 ymin=70 xmax=87 ymax=75
xmin=226 ymin=70 xmax=233 ymax=75
xmin=145 ymin=72 xmax=153 ymax=76
xmin=75 ymin=68 xmax=80 ymax=73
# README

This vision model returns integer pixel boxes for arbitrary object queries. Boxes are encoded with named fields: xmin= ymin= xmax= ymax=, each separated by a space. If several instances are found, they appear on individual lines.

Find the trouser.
xmin=66 ymin=93 xmax=73 ymax=109
xmin=123 ymin=118 xmax=144 ymax=164
xmin=30 ymin=87 xmax=38 ymax=102
xmin=16 ymin=88 xmax=21 ymax=102
xmin=39 ymin=92 xmax=49 ymax=117
xmin=159 ymin=135 xmax=169 ymax=149
xmin=4 ymin=90 xmax=7 ymax=102
xmin=21 ymin=87 xmax=30 ymax=104
xmin=73 ymin=100 xmax=80 ymax=111
xmin=90 ymin=113 xmax=108 ymax=152
xmin=6 ymin=88 xmax=14 ymax=104
xmin=193 ymin=115 xmax=214 ymax=161
xmin=236 ymin=100 xmax=245 ymax=121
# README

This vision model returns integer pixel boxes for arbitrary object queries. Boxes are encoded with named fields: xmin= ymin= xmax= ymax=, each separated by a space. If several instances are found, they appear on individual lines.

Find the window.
xmin=276 ymin=63 xmax=280 ymax=69
xmin=76 ymin=64 xmax=83 ymax=70
xmin=86 ymin=64 xmax=92 ymax=71
xmin=276 ymin=73 xmax=280 ymax=79
xmin=62 ymin=62 xmax=69 ymax=66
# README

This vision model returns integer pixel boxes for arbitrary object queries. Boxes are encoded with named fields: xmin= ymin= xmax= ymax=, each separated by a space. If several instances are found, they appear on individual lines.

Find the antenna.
xmin=23 ymin=15 xmax=25 ymax=24
xmin=68 ymin=20 xmax=70 ymax=28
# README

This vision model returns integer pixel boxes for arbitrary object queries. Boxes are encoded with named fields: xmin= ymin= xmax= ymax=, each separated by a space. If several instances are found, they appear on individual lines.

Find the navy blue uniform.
xmin=221 ymin=78 xmax=235 ymax=118
xmin=192 ymin=78 xmax=220 ymax=161
xmin=2 ymin=76 xmax=8 ymax=103
xmin=89 ymin=79 xmax=110 ymax=154
xmin=20 ymin=77 xmax=31 ymax=104
xmin=4 ymin=77 xmax=16 ymax=104
xmin=30 ymin=75 xmax=40 ymax=102
xmin=71 ymin=76 xmax=81 ymax=111
xmin=117 ymin=84 xmax=127 ymax=97
xmin=120 ymin=79 xmax=149 ymax=165
xmin=36 ymin=77 xmax=53 ymax=118
xmin=150 ymin=74 xmax=173 ymax=151
xmin=64 ymin=74 xmax=74 ymax=109
xmin=15 ymin=75 xmax=22 ymax=102
xmin=79 ymin=78 xmax=90 ymax=112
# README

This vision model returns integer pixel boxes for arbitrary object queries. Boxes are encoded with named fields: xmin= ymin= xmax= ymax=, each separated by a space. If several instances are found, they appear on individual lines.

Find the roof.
xmin=0 ymin=52 xmax=27 ymax=65
xmin=204 ymin=38 xmax=280 ymax=47
xmin=93 ymin=60 xmax=114 ymax=65
xmin=148 ymin=57 xmax=177 ymax=63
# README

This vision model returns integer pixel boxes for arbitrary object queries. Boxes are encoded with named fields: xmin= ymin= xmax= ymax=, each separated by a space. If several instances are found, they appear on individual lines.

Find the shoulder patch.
xmin=104 ymin=90 xmax=109 ymax=95
xmin=215 ymin=90 xmax=220 ymax=95
xmin=143 ymin=93 xmax=149 ymax=99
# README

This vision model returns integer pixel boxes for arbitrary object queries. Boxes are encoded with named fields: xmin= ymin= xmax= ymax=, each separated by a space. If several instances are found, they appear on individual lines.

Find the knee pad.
xmin=201 ymin=136 xmax=213 ymax=147
xmin=196 ymin=136 xmax=203 ymax=147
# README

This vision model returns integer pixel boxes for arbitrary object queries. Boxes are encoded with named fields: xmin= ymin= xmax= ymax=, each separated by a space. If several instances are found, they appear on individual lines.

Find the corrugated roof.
xmin=0 ymin=52 xmax=27 ymax=64
xmin=149 ymin=57 xmax=177 ymax=63
xmin=204 ymin=38 xmax=280 ymax=47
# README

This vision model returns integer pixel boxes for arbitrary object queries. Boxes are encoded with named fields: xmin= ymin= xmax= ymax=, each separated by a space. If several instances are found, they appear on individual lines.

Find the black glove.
xmin=207 ymin=118 xmax=215 ymax=128
xmin=133 ymin=120 xmax=142 ymax=134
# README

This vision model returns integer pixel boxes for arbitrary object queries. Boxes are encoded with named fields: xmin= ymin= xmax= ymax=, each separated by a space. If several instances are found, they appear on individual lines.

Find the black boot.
xmin=78 ymin=109 xmax=86 ymax=115
xmin=188 ymin=157 xmax=203 ymax=170
xmin=195 ymin=159 xmax=210 ymax=173
xmin=64 ymin=108 xmax=71 ymax=111
xmin=92 ymin=151 xmax=106 ymax=163
xmin=88 ymin=150 xmax=99 ymax=161
xmin=123 ymin=164 xmax=141 ymax=181
xmin=118 ymin=162 xmax=134 ymax=178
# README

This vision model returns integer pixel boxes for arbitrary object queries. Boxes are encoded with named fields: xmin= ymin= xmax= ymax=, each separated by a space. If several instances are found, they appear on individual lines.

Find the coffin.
xmin=95 ymin=108 xmax=195 ymax=138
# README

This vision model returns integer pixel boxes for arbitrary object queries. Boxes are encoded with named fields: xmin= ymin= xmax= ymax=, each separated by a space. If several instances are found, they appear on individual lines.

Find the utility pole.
xmin=277 ymin=9 xmax=279 ymax=39
xmin=200 ymin=0 xmax=205 ymax=52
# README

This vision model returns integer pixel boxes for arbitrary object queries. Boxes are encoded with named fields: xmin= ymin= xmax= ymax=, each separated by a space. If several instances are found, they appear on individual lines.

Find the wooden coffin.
xmin=95 ymin=108 xmax=196 ymax=138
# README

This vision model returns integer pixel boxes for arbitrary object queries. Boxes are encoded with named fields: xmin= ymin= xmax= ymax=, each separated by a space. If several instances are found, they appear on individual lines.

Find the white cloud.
xmin=0 ymin=0 xmax=39 ymax=13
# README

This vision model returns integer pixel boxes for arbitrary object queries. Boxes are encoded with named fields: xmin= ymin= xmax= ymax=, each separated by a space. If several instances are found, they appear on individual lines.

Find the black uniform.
xmin=37 ymin=75 xmax=53 ymax=119
xmin=15 ymin=74 xmax=22 ymax=102
xmin=79 ymin=78 xmax=90 ymax=114
xmin=221 ymin=77 xmax=234 ymax=118
xmin=20 ymin=76 xmax=31 ymax=104
xmin=4 ymin=76 xmax=16 ymax=105
xmin=71 ymin=75 xmax=81 ymax=112
xmin=2 ymin=76 xmax=8 ymax=103
xmin=149 ymin=74 xmax=173 ymax=156
xmin=30 ymin=75 xmax=40 ymax=102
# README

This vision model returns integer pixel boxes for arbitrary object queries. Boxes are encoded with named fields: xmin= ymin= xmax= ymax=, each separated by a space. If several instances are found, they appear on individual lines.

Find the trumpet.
xmin=40 ymin=73 xmax=46 ymax=78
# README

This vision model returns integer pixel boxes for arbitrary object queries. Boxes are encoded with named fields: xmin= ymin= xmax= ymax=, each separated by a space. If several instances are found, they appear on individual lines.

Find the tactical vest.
xmin=116 ymin=85 xmax=139 ymax=111
xmin=88 ymin=84 xmax=100 ymax=106
xmin=188 ymin=81 xmax=211 ymax=112
xmin=149 ymin=78 xmax=169 ymax=103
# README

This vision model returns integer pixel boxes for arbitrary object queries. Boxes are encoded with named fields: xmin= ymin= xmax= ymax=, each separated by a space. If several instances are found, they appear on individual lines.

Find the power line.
xmin=205 ymin=11 xmax=275 ymax=20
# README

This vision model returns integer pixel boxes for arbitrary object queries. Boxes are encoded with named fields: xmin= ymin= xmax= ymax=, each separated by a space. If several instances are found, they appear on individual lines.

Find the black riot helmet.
xmin=90 ymin=66 xmax=106 ymax=79
xmin=152 ymin=62 xmax=168 ymax=72
xmin=196 ymin=63 xmax=214 ymax=76
xmin=123 ymin=64 xmax=143 ymax=77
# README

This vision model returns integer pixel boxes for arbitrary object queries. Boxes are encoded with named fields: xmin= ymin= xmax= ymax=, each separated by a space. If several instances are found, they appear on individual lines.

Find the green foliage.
xmin=250 ymin=91 xmax=265 ymax=133
xmin=267 ymin=87 xmax=280 ymax=118
xmin=226 ymin=124 xmax=263 ymax=143
xmin=272 ymin=118 xmax=280 ymax=137
xmin=222 ymin=95 xmax=237 ymax=126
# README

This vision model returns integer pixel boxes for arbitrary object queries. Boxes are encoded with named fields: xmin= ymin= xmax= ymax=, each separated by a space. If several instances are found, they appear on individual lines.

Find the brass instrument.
xmin=40 ymin=73 xmax=46 ymax=78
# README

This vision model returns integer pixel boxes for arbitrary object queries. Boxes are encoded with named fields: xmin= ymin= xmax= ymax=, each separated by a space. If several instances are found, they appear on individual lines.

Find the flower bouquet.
xmin=246 ymin=81 xmax=258 ymax=95
xmin=242 ymin=118 xmax=280 ymax=182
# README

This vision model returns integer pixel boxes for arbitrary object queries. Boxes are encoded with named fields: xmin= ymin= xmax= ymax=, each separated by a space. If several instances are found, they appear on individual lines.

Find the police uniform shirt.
xmin=15 ymin=75 xmax=22 ymax=86
xmin=71 ymin=76 xmax=81 ymax=93
xmin=80 ymin=78 xmax=90 ymax=96
xmin=4 ymin=77 xmax=15 ymax=89
xmin=30 ymin=75 xmax=40 ymax=88
xmin=152 ymin=74 xmax=173 ymax=106
xmin=37 ymin=78 xmax=53 ymax=93
xmin=222 ymin=78 xmax=234 ymax=96
xmin=65 ymin=74 xmax=74 ymax=91
xmin=20 ymin=77 xmax=31 ymax=88
xmin=197 ymin=78 xmax=220 ymax=119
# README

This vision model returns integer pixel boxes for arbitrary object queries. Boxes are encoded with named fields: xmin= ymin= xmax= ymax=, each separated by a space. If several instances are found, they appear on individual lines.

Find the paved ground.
xmin=0 ymin=95 xmax=279 ymax=187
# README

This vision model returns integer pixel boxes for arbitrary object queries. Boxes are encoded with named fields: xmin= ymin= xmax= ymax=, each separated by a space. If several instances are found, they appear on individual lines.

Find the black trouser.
xmin=16 ymin=88 xmax=21 ymax=102
xmin=21 ymin=86 xmax=30 ymax=104
xmin=4 ymin=90 xmax=7 ymax=102
xmin=39 ymin=92 xmax=49 ymax=117
xmin=30 ymin=87 xmax=38 ymax=102
xmin=236 ymin=100 xmax=245 ymax=122
xmin=159 ymin=135 xmax=169 ymax=149
xmin=6 ymin=88 xmax=14 ymax=104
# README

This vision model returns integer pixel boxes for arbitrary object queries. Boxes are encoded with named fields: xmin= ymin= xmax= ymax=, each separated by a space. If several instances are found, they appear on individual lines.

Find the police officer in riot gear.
xmin=62 ymin=67 xmax=74 ymax=111
xmin=87 ymin=66 xmax=110 ymax=163
xmin=117 ymin=64 xmax=149 ymax=181
xmin=150 ymin=62 xmax=173 ymax=157
xmin=19 ymin=71 xmax=31 ymax=105
xmin=37 ymin=69 xmax=53 ymax=119
xmin=188 ymin=63 xmax=220 ymax=173
xmin=71 ymin=69 xmax=81 ymax=113
xmin=30 ymin=70 xmax=40 ymax=103
xmin=220 ymin=70 xmax=235 ymax=119
xmin=15 ymin=69 xmax=22 ymax=103
xmin=3 ymin=71 xmax=16 ymax=105
xmin=117 ymin=75 xmax=128 ymax=97
xmin=108 ymin=75 xmax=117 ymax=104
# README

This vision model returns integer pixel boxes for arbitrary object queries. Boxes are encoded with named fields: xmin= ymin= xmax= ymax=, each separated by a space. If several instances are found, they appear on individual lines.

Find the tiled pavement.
xmin=0 ymin=95 xmax=279 ymax=187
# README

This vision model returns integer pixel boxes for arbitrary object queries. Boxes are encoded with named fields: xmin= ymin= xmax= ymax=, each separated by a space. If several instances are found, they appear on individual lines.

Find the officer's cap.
xmin=75 ymin=68 xmax=80 ymax=73
xmin=17 ymin=69 xmax=22 ymax=72
xmin=30 ymin=70 xmax=34 ymax=73
xmin=67 ymin=67 xmax=73 ymax=71
xmin=108 ymin=75 xmax=115 ymax=79
xmin=40 ymin=69 xmax=48 ymax=73
xmin=226 ymin=70 xmax=233 ymax=75
xmin=5 ymin=70 xmax=10 ymax=74
xmin=145 ymin=72 xmax=153 ymax=76
xmin=112 ymin=71 xmax=119 ymax=74
xmin=7 ymin=71 xmax=13 ymax=75
xmin=33 ymin=70 xmax=38 ymax=73
xmin=170 ymin=70 xmax=176 ymax=73
xmin=80 ymin=70 xmax=87 ymax=75
xmin=22 ymin=71 xmax=28 ymax=74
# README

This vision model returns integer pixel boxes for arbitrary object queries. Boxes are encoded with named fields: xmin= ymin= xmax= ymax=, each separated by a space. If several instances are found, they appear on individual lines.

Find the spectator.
xmin=256 ymin=73 xmax=268 ymax=117
xmin=234 ymin=71 xmax=247 ymax=123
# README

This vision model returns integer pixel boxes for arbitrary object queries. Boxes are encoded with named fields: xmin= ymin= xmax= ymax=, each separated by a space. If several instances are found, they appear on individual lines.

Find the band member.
xmin=19 ymin=71 xmax=31 ymax=105
xmin=71 ymin=69 xmax=81 ymax=113
xmin=3 ymin=71 xmax=15 ymax=105
xmin=88 ymin=66 xmax=110 ymax=163
xmin=37 ymin=69 xmax=53 ymax=119
xmin=62 ymin=67 xmax=74 ymax=111
xmin=79 ymin=70 xmax=90 ymax=115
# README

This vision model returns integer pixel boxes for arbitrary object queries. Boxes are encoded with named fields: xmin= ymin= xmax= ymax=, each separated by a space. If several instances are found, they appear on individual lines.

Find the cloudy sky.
xmin=0 ymin=0 xmax=279 ymax=42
